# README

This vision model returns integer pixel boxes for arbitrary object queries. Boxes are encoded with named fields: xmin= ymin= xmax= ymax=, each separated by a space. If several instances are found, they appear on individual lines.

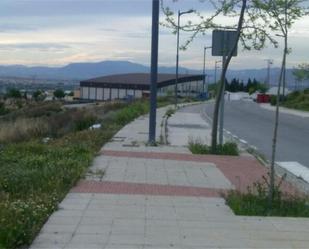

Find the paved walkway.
xmin=30 ymin=104 xmax=309 ymax=249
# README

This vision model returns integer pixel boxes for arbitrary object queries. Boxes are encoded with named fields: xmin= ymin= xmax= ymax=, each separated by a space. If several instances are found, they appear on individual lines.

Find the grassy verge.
xmin=0 ymin=100 xmax=149 ymax=249
xmin=271 ymin=89 xmax=309 ymax=112
xmin=225 ymin=181 xmax=309 ymax=217
xmin=188 ymin=139 xmax=239 ymax=156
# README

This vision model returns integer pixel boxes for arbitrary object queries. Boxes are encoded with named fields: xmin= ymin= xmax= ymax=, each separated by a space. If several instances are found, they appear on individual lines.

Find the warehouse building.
xmin=80 ymin=73 xmax=204 ymax=101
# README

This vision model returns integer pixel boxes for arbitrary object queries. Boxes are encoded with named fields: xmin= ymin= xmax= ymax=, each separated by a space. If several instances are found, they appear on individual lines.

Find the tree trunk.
xmin=269 ymin=37 xmax=287 ymax=210
xmin=211 ymin=0 xmax=247 ymax=152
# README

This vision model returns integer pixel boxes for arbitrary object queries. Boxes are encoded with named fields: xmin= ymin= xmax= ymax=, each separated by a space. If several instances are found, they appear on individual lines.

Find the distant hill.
xmin=0 ymin=60 xmax=307 ymax=88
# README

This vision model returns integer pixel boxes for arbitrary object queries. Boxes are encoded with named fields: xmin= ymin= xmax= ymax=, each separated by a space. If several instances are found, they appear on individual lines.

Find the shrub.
xmin=270 ymin=95 xmax=277 ymax=106
xmin=0 ymin=102 xmax=9 ymax=116
xmin=115 ymin=101 xmax=148 ymax=126
xmin=165 ymin=108 xmax=175 ymax=117
xmin=188 ymin=139 xmax=238 ymax=156
xmin=225 ymin=180 xmax=309 ymax=217
xmin=53 ymin=89 xmax=65 ymax=99
xmin=6 ymin=88 xmax=22 ymax=99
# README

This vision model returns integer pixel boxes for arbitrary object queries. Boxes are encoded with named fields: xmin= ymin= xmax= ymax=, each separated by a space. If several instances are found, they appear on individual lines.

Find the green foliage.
xmin=165 ymin=108 xmax=175 ymax=118
xmin=0 ymin=99 xmax=155 ymax=248
xmin=270 ymin=95 xmax=277 ymax=106
xmin=74 ymin=114 xmax=97 ymax=131
xmin=32 ymin=90 xmax=45 ymax=101
xmin=282 ymin=89 xmax=309 ymax=111
xmin=226 ymin=180 xmax=309 ymax=217
xmin=189 ymin=139 xmax=239 ymax=156
xmin=53 ymin=89 xmax=65 ymax=99
xmin=6 ymin=88 xmax=22 ymax=99
xmin=0 ymin=102 xmax=9 ymax=116
xmin=114 ymin=101 xmax=149 ymax=126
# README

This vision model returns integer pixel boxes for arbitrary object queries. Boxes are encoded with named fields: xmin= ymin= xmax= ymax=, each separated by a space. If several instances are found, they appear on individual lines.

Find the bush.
xmin=6 ymin=88 xmax=22 ymax=99
xmin=0 ymin=102 xmax=9 ymax=116
xmin=188 ymin=139 xmax=239 ymax=156
xmin=225 ymin=180 xmax=309 ymax=217
xmin=115 ymin=101 xmax=148 ymax=126
xmin=53 ymin=89 xmax=65 ymax=99
xmin=165 ymin=108 xmax=175 ymax=117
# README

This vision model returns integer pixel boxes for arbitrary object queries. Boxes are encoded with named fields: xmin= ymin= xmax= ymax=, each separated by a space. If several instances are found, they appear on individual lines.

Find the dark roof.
xmin=80 ymin=73 xmax=204 ymax=90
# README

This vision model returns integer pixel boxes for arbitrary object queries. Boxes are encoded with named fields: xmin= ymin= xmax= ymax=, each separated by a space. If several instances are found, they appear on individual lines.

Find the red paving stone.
xmin=71 ymin=150 xmax=298 ymax=196
xmin=71 ymin=180 xmax=223 ymax=197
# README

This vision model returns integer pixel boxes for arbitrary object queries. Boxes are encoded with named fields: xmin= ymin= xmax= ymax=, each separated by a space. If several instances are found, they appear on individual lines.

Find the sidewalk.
xmin=30 ymin=104 xmax=309 ymax=249
xmin=259 ymin=103 xmax=309 ymax=118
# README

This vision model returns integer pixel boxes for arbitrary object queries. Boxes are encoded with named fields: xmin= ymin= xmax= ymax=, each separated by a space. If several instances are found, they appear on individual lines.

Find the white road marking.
xmin=239 ymin=139 xmax=248 ymax=144
xmin=277 ymin=161 xmax=309 ymax=183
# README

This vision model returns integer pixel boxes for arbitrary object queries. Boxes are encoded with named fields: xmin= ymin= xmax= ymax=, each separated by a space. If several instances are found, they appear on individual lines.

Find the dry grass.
xmin=0 ymin=118 xmax=49 ymax=143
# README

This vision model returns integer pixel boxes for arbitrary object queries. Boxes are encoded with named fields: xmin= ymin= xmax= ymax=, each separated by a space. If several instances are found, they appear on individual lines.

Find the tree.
xmin=53 ymin=89 xmax=65 ymax=99
xmin=6 ymin=88 xmax=22 ymax=99
xmin=161 ymin=0 xmax=278 ymax=151
xmin=293 ymin=63 xmax=309 ymax=89
xmin=32 ymin=90 xmax=46 ymax=101
xmin=254 ymin=0 xmax=308 ymax=208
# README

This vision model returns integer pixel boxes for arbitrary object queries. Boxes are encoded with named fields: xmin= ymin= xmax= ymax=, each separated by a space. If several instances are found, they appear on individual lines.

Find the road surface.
xmin=180 ymin=101 xmax=309 ymax=168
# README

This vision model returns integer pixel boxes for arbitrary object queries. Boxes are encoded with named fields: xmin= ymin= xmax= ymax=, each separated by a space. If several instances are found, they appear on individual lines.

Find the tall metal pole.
xmin=203 ymin=46 xmax=212 ymax=98
xmin=219 ymin=33 xmax=227 ymax=145
xmin=175 ymin=10 xmax=193 ymax=107
xmin=266 ymin=59 xmax=273 ymax=88
xmin=148 ymin=0 xmax=159 ymax=144
xmin=175 ymin=11 xmax=180 ymax=107
xmin=203 ymin=47 xmax=206 ymax=94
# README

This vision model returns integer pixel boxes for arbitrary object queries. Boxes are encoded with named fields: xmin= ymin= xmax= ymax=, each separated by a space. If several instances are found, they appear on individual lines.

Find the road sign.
xmin=212 ymin=30 xmax=238 ymax=57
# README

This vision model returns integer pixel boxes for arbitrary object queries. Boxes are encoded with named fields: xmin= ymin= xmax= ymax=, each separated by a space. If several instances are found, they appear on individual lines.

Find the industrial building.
xmin=79 ymin=73 xmax=204 ymax=101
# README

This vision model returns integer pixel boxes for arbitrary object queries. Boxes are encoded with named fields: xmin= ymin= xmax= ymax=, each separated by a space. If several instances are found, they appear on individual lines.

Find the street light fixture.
xmin=175 ymin=9 xmax=194 ymax=107
xmin=203 ymin=46 xmax=212 ymax=98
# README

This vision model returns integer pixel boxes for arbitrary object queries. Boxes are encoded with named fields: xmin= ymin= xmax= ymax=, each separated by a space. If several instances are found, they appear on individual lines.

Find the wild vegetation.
xmin=225 ymin=179 xmax=309 ymax=217
xmin=0 ymin=100 xmax=150 ymax=249
xmin=188 ymin=139 xmax=239 ymax=156
xmin=270 ymin=89 xmax=309 ymax=111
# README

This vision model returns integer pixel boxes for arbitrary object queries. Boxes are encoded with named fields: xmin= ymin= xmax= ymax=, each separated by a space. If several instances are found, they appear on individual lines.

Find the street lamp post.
xmin=175 ymin=9 xmax=194 ymax=107
xmin=214 ymin=60 xmax=221 ymax=85
xmin=148 ymin=0 xmax=159 ymax=145
xmin=203 ymin=46 xmax=212 ymax=98
xmin=265 ymin=59 xmax=273 ymax=88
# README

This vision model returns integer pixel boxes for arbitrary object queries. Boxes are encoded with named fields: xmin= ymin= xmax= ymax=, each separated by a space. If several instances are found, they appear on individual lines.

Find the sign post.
xmin=212 ymin=30 xmax=238 ymax=145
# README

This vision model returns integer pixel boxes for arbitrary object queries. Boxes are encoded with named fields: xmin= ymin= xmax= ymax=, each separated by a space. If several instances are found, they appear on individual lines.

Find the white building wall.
xmin=127 ymin=89 xmax=134 ymax=96
xmin=89 ymin=87 xmax=96 ymax=100
xmin=111 ymin=88 xmax=118 ymax=100
xmin=119 ymin=89 xmax=126 ymax=99
xmin=104 ymin=88 xmax=110 ymax=100
xmin=81 ymin=87 xmax=89 ymax=99
xmin=96 ymin=88 xmax=103 ymax=100
xmin=135 ymin=90 xmax=142 ymax=98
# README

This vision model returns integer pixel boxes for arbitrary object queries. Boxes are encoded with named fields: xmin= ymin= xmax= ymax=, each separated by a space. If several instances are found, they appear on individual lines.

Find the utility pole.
xmin=203 ymin=46 xmax=212 ymax=98
xmin=265 ymin=59 xmax=273 ymax=88
xmin=148 ymin=0 xmax=159 ymax=145
xmin=219 ymin=32 xmax=227 ymax=145
xmin=175 ymin=9 xmax=194 ymax=107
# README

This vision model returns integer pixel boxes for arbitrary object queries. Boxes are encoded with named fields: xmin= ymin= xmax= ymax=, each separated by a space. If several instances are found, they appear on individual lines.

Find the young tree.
xmin=293 ymin=63 xmax=309 ymax=89
xmin=161 ymin=0 xmax=277 ymax=151
xmin=53 ymin=89 xmax=65 ymax=99
xmin=254 ymin=0 xmax=308 ymax=207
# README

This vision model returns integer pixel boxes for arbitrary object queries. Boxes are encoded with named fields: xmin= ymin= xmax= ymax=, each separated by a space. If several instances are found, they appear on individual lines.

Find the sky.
xmin=0 ymin=0 xmax=308 ymax=70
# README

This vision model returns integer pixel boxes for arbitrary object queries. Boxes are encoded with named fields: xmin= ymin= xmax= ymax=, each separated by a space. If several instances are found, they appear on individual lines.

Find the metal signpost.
xmin=212 ymin=30 xmax=238 ymax=145
xmin=148 ymin=0 xmax=159 ymax=144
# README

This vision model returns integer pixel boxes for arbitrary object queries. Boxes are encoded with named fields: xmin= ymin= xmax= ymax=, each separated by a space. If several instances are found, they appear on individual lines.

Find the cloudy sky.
xmin=0 ymin=0 xmax=308 ymax=70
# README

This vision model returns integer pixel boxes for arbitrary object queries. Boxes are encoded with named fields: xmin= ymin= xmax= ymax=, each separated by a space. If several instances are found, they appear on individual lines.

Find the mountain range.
xmin=0 ymin=60 xmax=305 ymax=88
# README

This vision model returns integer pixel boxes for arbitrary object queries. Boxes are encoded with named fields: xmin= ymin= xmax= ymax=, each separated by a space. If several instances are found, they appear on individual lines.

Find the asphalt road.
xmin=180 ymin=101 xmax=309 ymax=167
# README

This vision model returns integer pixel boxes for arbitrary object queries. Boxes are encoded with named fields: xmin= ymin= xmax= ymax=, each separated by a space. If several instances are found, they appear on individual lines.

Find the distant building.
xmin=79 ymin=73 xmax=204 ymax=101
xmin=267 ymin=87 xmax=291 ymax=96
